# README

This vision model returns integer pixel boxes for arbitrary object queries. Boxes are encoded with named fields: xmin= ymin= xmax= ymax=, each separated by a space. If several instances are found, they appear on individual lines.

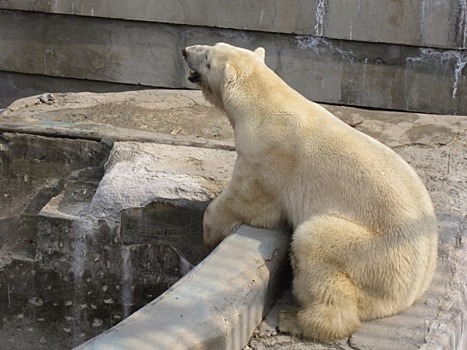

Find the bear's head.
xmin=182 ymin=42 xmax=265 ymax=112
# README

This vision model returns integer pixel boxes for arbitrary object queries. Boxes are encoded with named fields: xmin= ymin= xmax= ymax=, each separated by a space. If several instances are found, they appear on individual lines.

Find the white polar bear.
xmin=182 ymin=43 xmax=438 ymax=342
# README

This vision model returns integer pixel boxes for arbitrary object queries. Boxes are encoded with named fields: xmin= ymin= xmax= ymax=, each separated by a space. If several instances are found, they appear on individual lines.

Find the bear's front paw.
xmin=203 ymin=229 xmax=222 ymax=250
xmin=278 ymin=307 xmax=300 ymax=336
xmin=203 ymin=213 xmax=241 ymax=250
xmin=203 ymin=224 xmax=240 ymax=250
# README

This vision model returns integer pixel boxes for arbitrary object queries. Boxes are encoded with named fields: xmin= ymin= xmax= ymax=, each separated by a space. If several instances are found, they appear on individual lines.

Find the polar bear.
xmin=182 ymin=43 xmax=438 ymax=342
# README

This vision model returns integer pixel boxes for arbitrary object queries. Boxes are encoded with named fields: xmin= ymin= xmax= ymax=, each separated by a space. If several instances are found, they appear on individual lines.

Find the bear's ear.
xmin=254 ymin=47 xmax=265 ymax=61
xmin=224 ymin=63 xmax=238 ymax=84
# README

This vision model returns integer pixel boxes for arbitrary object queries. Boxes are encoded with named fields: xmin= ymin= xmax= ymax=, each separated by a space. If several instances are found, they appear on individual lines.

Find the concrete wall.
xmin=1 ymin=0 xmax=466 ymax=49
xmin=0 ymin=1 xmax=466 ymax=114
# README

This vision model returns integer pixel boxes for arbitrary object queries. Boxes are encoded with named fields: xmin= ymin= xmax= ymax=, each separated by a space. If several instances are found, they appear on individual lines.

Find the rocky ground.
xmin=1 ymin=89 xmax=466 ymax=349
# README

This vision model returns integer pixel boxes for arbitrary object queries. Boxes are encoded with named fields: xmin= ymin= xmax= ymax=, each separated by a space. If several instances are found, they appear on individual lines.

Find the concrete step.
xmin=1 ymin=0 xmax=465 ymax=49
xmin=0 ymin=8 xmax=466 ymax=115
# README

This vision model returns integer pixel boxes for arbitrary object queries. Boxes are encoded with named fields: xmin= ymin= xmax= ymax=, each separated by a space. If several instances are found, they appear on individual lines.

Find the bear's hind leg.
xmin=278 ymin=270 xmax=361 ymax=341
xmin=278 ymin=215 xmax=372 ymax=341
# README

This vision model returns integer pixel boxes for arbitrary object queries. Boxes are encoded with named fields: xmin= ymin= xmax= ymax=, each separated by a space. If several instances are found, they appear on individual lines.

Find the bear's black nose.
xmin=181 ymin=48 xmax=187 ymax=59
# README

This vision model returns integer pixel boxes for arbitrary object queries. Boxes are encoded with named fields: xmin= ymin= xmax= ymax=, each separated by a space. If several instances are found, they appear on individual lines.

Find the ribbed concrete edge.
xmin=73 ymin=226 xmax=290 ymax=350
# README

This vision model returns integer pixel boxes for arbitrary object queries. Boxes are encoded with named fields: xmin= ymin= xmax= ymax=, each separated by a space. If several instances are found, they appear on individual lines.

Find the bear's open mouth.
xmin=188 ymin=70 xmax=201 ymax=83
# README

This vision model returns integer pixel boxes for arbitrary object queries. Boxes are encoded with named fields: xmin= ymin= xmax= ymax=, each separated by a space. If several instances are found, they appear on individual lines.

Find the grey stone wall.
xmin=0 ymin=1 xmax=466 ymax=114
xmin=1 ymin=0 xmax=466 ymax=49
xmin=312 ymin=0 xmax=467 ymax=50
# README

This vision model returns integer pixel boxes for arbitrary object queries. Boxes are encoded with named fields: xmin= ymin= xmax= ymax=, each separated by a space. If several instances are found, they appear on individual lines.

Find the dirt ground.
xmin=1 ymin=90 xmax=233 ymax=141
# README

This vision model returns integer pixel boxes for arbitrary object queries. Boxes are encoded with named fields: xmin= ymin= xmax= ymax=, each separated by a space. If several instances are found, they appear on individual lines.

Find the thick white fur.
xmin=183 ymin=43 xmax=438 ymax=341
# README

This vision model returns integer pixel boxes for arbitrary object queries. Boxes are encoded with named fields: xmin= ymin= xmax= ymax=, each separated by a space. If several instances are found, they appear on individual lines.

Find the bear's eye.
xmin=206 ymin=63 xmax=211 ymax=69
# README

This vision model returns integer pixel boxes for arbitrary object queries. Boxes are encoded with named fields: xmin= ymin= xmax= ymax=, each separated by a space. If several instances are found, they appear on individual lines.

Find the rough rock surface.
xmin=89 ymin=142 xmax=235 ymax=221
xmin=1 ymin=90 xmax=466 ymax=349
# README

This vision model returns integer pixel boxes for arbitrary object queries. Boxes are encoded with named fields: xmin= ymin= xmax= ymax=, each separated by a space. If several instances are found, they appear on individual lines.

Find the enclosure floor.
xmin=1 ymin=89 xmax=466 ymax=350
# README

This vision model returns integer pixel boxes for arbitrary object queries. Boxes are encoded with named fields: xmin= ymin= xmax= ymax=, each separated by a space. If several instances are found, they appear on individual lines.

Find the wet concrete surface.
xmin=0 ymin=89 xmax=466 ymax=349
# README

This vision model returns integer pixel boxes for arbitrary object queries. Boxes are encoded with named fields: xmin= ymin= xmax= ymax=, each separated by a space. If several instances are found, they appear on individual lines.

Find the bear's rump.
xmin=291 ymin=214 xmax=437 ymax=319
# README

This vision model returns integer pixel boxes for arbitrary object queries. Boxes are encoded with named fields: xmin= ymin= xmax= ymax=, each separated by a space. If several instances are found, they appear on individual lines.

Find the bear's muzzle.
xmin=182 ymin=48 xmax=202 ymax=84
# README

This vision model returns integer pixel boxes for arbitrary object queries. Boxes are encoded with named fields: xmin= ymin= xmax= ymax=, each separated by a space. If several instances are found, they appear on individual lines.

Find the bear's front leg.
xmin=203 ymin=165 xmax=283 ymax=250
xmin=203 ymin=193 xmax=241 ymax=250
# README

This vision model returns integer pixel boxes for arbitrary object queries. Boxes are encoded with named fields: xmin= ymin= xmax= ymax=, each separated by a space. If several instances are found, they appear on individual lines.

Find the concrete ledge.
xmin=73 ymin=226 xmax=290 ymax=350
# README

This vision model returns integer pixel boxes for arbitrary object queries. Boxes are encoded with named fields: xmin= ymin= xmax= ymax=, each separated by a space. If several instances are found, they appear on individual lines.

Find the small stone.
xmin=28 ymin=297 xmax=44 ymax=306
xmin=92 ymin=318 xmax=103 ymax=328
xmin=275 ymin=335 xmax=293 ymax=344
xmin=38 ymin=93 xmax=55 ymax=104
